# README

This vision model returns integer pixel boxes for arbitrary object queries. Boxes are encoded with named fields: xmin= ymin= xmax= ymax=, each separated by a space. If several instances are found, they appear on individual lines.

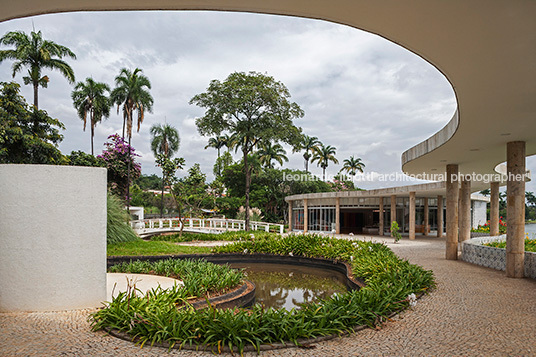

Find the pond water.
xmin=525 ymin=224 xmax=536 ymax=236
xmin=229 ymin=262 xmax=348 ymax=310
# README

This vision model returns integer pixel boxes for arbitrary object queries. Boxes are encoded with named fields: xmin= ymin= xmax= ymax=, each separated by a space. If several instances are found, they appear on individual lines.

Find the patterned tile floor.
xmin=1 ymin=236 xmax=535 ymax=356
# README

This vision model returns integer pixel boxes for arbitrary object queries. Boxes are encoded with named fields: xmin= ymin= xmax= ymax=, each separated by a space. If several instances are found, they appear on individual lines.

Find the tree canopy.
xmin=0 ymin=81 xmax=66 ymax=164
xmin=190 ymin=71 xmax=304 ymax=229
xmin=0 ymin=30 xmax=76 ymax=109
xmin=71 ymin=77 xmax=111 ymax=155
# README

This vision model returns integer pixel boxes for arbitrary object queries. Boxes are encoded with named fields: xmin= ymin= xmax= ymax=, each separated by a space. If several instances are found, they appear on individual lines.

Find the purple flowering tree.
xmin=98 ymin=134 xmax=141 ymax=200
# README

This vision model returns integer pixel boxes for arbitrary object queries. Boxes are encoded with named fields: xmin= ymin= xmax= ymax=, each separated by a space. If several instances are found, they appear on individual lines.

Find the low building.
xmin=285 ymin=182 xmax=488 ymax=236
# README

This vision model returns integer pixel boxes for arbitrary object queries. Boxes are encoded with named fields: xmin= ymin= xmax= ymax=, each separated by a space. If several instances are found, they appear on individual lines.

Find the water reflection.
xmin=229 ymin=263 xmax=347 ymax=310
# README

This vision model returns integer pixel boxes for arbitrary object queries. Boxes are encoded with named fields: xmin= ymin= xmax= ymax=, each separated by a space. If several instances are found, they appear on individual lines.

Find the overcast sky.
xmin=1 ymin=11 xmax=534 ymax=192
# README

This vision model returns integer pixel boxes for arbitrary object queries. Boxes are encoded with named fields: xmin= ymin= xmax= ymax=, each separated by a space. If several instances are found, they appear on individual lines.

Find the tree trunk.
xmin=323 ymin=167 xmax=326 ymax=181
xmin=91 ymin=122 xmax=94 ymax=156
xmin=305 ymin=159 xmax=308 ymax=173
xmin=160 ymin=176 xmax=164 ymax=218
xmin=122 ymin=117 xmax=126 ymax=140
xmin=244 ymin=149 xmax=250 ymax=231
xmin=126 ymin=135 xmax=131 ymax=213
xmin=90 ymin=111 xmax=95 ymax=156
xmin=33 ymin=82 xmax=38 ymax=110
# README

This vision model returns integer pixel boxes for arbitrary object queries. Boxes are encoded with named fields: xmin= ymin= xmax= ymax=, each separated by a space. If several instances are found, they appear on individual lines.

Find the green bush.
xmin=107 ymin=193 xmax=138 ymax=245
xmin=92 ymin=233 xmax=435 ymax=353
xmin=151 ymin=230 xmax=274 ymax=243
xmin=108 ymin=258 xmax=244 ymax=297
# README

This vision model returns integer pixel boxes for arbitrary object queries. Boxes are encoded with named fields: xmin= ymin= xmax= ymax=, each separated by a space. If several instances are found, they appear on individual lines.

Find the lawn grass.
xmin=107 ymin=239 xmax=212 ymax=256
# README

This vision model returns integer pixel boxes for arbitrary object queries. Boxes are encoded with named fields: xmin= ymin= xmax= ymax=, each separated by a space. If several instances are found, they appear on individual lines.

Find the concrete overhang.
xmin=1 ymin=1 xmax=535 ymax=181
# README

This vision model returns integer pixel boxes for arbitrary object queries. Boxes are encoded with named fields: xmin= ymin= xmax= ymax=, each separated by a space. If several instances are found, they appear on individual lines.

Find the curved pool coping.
xmin=105 ymin=253 xmax=413 ymax=353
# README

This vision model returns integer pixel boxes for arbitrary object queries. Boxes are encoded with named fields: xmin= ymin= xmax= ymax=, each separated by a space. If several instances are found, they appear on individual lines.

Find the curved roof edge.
xmin=401 ymin=110 xmax=458 ymax=170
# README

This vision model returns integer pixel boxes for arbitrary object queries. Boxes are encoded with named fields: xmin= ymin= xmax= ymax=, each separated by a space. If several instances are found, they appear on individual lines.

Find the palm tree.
xmin=293 ymin=135 xmax=321 ymax=173
xmin=71 ymin=78 xmax=110 ymax=155
xmin=257 ymin=141 xmax=288 ymax=169
xmin=110 ymin=67 xmax=153 ymax=207
xmin=0 ymin=30 xmax=76 ymax=109
xmin=151 ymin=123 xmax=180 ymax=158
xmin=151 ymin=123 xmax=180 ymax=218
xmin=340 ymin=156 xmax=365 ymax=179
xmin=110 ymin=67 xmax=153 ymax=141
xmin=205 ymin=135 xmax=227 ymax=175
xmin=312 ymin=144 xmax=338 ymax=181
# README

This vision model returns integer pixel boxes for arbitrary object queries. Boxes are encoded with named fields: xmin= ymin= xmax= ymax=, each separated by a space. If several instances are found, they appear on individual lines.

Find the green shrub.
xmin=92 ymin=233 xmax=435 ymax=354
xmin=107 ymin=193 xmax=138 ymax=245
xmin=108 ymin=258 xmax=244 ymax=297
xmin=151 ymin=230 xmax=274 ymax=243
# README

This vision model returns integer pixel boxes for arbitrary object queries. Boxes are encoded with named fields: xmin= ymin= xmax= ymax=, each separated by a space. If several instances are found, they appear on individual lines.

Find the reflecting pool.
xmin=229 ymin=262 xmax=348 ymax=310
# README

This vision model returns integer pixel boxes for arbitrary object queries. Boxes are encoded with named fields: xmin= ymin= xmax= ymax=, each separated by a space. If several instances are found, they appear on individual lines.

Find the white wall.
xmin=0 ymin=165 xmax=107 ymax=311
xmin=472 ymin=200 xmax=488 ymax=228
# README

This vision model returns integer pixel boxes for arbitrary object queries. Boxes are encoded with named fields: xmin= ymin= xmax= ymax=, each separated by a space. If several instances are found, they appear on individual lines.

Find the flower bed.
xmin=92 ymin=233 xmax=435 ymax=354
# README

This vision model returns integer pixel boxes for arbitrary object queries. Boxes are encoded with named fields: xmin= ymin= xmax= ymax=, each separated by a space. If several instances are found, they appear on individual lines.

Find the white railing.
xmin=130 ymin=217 xmax=284 ymax=236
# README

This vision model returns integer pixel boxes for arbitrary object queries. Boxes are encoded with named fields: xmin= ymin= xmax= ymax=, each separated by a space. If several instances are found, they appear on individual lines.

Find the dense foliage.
xmin=0 ymin=81 xmax=66 ymax=164
xmin=108 ymin=258 xmax=244 ymax=298
xmin=191 ymin=71 xmax=304 ymax=229
xmin=484 ymin=236 xmax=536 ymax=252
xmin=98 ymin=134 xmax=141 ymax=198
xmin=471 ymin=218 xmax=507 ymax=234
xmin=106 ymin=193 xmax=138 ymax=245
xmin=92 ymin=233 xmax=435 ymax=353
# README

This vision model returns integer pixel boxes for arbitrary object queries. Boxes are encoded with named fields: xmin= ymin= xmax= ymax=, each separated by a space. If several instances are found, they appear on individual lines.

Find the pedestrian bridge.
xmin=130 ymin=217 xmax=285 ymax=238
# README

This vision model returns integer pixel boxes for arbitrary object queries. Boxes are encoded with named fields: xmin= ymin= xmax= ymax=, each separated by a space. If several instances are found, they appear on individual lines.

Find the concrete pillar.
xmin=335 ymin=197 xmax=340 ymax=234
xmin=288 ymin=202 xmax=293 ymax=231
xmin=490 ymin=181 xmax=500 ymax=236
xmin=390 ymin=195 xmax=396 ymax=236
xmin=437 ymin=195 xmax=443 ymax=238
xmin=446 ymin=164 xmax=459 ymax=260
xmin=506 ymin=141 xmax=526 ymax=278
xmin=459 ymin=176 xmax=471 ymax=242
xmin=409 ymin=192 xmax=416 ymax=240
xmin=379 ymin=197 xmax=384 ymax=236
xmin=424 ymin=197 xmax=429 ymax=235
xmin=303 ymin=198 xmax=308 ymax=233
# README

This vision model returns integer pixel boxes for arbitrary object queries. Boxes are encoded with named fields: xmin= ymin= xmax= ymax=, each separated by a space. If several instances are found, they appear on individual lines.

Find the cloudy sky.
xmin=1 ymin=11 xmax=533 ymax=191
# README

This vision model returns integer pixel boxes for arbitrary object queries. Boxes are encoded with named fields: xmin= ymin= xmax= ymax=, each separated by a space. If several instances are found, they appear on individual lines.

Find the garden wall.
xmin=461 ymin=235 xmax=536 ymax=279
xmin=0 ymin=164 xmax=107 ymax=311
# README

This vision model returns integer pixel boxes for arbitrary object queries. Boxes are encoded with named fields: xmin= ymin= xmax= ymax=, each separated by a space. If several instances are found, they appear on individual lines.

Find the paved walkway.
xmin=1 ymin=236 xmax=535 ymax=356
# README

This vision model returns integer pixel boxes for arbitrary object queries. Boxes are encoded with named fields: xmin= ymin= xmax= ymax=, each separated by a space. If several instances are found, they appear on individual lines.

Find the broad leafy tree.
xmin=191 ymin=71 xmax=304 ymax=229
xmin=257 ymin=141 xmax=288 ymax=169
xmin=0 ymin=81 xmax=65 ymax=164
xmin=293 ymin=135 xmax=321 ymax=173
xmin=150 ymin=123 xmax=180 ymax=217
xmin=312 ymin=144 xmax=338 ymax=181
xmin=340 ymin=155 xmax=365 ymax=179
xmin=71 ymin=77 xmax=111 ymax=155
xmin=0 ymin=30 xmax=76 ymax=109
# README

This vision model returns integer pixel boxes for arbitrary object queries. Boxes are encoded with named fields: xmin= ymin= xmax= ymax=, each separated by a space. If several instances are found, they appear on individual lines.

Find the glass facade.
xmin=291 ymin=196 xmax=448 ymax=235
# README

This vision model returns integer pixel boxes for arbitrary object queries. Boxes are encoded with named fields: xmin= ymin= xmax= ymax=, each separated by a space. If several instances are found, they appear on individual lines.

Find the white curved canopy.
xmin=2 ymin=0 xmax=535 ymax=182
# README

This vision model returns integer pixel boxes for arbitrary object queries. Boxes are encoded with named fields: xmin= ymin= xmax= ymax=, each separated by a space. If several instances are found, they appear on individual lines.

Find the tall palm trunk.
xmin=244 ymin=149 xmax=250 ymax=231
xmin=161 ymin=176 xmax=165 ymax=218
xmin=126 ymin=135 xmax=132 ymax=213
xmin=90 ymin=110 xmax=95 ymax=155
xmin=33 ymin=81 xmax=38 ymax=109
